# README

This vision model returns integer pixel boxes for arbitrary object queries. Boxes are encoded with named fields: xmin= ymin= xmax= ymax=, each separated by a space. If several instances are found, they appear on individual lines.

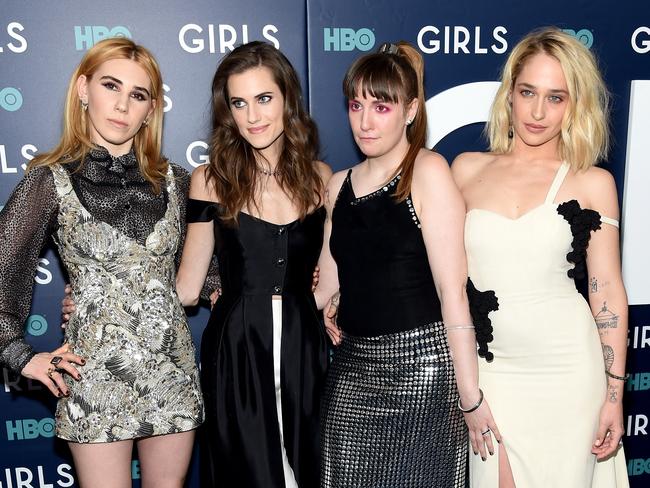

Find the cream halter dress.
xmin=465 ymin=162 xmax=629 ymax=487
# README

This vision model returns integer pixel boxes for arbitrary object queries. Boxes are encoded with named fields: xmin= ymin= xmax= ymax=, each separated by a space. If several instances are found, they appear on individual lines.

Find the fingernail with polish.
xmin=482 ymin=457 xmax=486 ymax=461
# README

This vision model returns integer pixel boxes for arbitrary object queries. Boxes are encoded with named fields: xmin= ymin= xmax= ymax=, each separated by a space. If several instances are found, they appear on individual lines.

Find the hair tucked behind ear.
xmin=487 ymin=27 xmax=610 ymax=171
xmin=343 ymin=41 xmax=427 ymax=201
xmin=28 ymin=37 xmax=167 ymax=193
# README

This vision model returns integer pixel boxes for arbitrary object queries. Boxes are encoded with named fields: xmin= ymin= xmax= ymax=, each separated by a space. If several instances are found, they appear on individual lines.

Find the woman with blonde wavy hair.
xmin=0 ymin=37 xmax=203 ymax=487
xmin=452 ymin=27 xmax=629 ymax=487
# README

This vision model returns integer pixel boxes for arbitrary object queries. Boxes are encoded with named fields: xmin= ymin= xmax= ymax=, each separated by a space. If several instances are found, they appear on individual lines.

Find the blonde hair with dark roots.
xmin=29 ymin=37 xmax=167 ymax=192
xmin=488 ymin=27 xmax=610 ymax=171
xmin=343 ymin=41 xmax=427 ymax=201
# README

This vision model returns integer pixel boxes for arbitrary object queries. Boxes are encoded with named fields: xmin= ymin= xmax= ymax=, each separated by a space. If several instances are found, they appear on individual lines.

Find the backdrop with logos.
xmin=0 ymin=0 xmax=648 ymax=486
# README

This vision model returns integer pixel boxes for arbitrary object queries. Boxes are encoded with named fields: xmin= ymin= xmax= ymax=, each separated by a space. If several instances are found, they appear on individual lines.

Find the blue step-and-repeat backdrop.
xmin=1 ymin=1 xmax=648 ymax=486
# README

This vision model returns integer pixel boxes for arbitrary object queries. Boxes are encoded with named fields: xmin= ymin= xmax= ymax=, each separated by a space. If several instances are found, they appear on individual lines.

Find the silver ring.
xmin=50 ymin=356 xmax=63 ymax=366
xmin=481 ymin=428 xmax=491 ymax=436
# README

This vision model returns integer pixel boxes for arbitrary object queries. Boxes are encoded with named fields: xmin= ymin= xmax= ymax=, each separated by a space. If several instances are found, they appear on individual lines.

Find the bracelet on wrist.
xmin=458 ymin=388 xmax=484 ymax=413
xmin=605 ymin=370 xmax=629 ymax=381
xmin=446 ymin=325 xmax=475 ymax=331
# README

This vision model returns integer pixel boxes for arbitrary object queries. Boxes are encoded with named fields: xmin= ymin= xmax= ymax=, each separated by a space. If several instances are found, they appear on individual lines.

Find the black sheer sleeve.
xmin=171 ymin=163 xmax=191 ymax=270
xmin=0 ymin=166 xmax=58 ymax=373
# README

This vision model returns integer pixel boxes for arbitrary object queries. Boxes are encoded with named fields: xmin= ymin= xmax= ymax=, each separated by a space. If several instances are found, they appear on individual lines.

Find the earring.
xmin=406 ymin=119 xmax=413 ymax=126
xmin=142 ymin=118 xmax=149 ymax=127
xmin=508 ymin=126 xmax=513 ymax=139
xmin=80 ymin=99 xmax=88 ymax=111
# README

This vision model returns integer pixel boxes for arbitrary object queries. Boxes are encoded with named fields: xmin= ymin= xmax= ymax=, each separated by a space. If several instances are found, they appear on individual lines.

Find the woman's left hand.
xmin=592 ymin=398 xmax=624 ymax=460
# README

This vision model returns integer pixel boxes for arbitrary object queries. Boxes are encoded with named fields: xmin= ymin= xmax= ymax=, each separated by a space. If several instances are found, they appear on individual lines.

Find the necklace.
xmin=257 ymin=165 xmax=280 ymax=176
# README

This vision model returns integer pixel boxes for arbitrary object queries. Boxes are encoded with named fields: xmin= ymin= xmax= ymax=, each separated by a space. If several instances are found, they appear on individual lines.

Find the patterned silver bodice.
xmin=50 ymin=163 xmax=203 ymax=442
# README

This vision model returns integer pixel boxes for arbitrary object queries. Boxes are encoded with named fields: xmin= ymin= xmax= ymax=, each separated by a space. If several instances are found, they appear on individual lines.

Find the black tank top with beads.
xmin=330 ymin=170 xmax=443 ymax=337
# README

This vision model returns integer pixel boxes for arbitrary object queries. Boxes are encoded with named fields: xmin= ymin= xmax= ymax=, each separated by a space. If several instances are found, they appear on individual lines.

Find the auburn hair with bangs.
xmin=343 ymin=41 xmax=427 ymax=201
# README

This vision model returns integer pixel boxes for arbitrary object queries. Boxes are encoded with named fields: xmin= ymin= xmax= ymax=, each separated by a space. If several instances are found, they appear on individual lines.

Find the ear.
xmin=147 ymin=97 xmax=156 ymax=120
xmin=406 ymin=98 xmax=419 ymax=123
xmin=76 ymin=75 xmax=88 ymax=103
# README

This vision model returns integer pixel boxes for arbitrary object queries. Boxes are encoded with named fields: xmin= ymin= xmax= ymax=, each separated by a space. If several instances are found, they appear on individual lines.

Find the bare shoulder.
xmin=323 ymin=167 xmax=351 ymax=209
xmin=575 ymin=165 xmax=619 ymax=216
xmin=413 ymin=149 xmax=452 ymax=184
xmin=315 ymin=160 xmax=334 ymax=185
xmin=450 ymin=151 xmax=493 ymax=186
xmin=189 ymin=164 xmax=219 ymax=202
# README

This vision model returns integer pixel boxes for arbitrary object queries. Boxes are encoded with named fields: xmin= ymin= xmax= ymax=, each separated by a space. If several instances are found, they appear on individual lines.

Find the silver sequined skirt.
xmin=320 ymin=322 xmax=467 ymax=487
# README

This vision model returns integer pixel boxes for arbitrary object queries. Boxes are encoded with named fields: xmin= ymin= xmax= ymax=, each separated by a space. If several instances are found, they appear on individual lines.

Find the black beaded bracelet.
xmin=605 ymin=370 xmax=630 ymax=381
xmin=458 ymin=389 xmax=484 ymax=413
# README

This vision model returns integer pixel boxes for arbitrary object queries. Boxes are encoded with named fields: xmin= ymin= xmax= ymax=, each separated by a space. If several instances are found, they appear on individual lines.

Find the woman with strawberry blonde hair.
xmin=0 ymin=37 xmax=203 ymax=487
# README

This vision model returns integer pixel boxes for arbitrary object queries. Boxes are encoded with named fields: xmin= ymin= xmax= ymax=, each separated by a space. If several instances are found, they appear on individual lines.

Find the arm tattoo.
xmin=607 ymin=384 xmax=619 ymax=403
xmin=589 ymin=277 xmax=610 ymax=294
xmin=595 ymin=302 xmax=619 ymax=335
xmin=602 ymin=344 xmax=615 ymax=372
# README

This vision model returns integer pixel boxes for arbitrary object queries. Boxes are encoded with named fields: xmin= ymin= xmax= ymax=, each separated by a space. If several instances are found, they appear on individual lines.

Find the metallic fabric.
xmin=50 ymin=163 xmax=203 ymax=443
xmin=321 ymin=322 xmax=467 ymax=487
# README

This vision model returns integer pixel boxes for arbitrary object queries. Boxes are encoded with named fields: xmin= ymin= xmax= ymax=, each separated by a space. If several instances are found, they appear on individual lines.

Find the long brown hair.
xmin=206 ymin=41 xmax=322 ymax=222
xmin=488 ymin=27 xmax=610 ymax=171
xmin=29 ymin=37 xmax=167 ymax=192
xmin=343 ymin=41 xmax=426 ymax=201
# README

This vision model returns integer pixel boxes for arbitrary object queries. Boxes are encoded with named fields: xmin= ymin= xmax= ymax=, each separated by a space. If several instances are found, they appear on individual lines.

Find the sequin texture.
xmin=320 ymin=322 xmax=467 ymax=487
xmin=50 ymin=163 xmax=203 ymax=443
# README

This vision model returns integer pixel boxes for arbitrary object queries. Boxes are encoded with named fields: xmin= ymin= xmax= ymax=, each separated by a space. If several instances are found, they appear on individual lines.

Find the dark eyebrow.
xmin=255 ymin=91 xmax=273 ymax=98
xmin=100 ymin=75 xmax=151 ymax=97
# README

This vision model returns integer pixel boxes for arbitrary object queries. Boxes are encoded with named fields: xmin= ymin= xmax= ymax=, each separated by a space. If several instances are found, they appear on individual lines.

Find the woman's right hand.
xmin=461 ymin=392 xmax=502 ymax=461
xmin=324 ymin=292 xmax=342 ymax=345
xmin=61 ymin=284 xmax=76 ymax=326
xmin=21 ymin=343 xmax=85 ymax=397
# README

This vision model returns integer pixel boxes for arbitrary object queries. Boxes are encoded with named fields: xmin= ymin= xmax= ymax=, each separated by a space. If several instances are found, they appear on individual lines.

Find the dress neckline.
xmin=346 ymin=169 xmax=402 ymax=204
xmin=203 ymin=200 xmax=325 ymax=228
xmin=465 ymin=162 xmax=569 ymax=221
xmin=53 ymin=163 xmax=175 ymax=247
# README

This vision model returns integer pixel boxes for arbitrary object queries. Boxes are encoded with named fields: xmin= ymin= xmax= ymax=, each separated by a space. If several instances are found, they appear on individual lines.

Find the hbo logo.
xmin=324 ymin=28 xmax=375 ymax=52
xmin=0 ymin=87 xmax=22 ymax=111
xmin=563 ymin=29 xmax=594 ymax=48
xmin=6 ymin=418 xmax=55 ymax=441
xmin=75 ymin=25 xmax=132 ymax=51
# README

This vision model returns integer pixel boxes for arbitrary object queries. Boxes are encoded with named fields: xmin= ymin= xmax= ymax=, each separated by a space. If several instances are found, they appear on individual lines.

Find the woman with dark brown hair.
xmin=175 ymin=41 xmax=331 ymax=488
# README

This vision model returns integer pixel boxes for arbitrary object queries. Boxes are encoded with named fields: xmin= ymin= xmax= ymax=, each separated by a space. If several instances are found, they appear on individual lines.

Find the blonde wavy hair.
xmin=29 ymin=37 xmax=167 ymax=192
xmin=487 ymin=27 xmax=610 ymax=171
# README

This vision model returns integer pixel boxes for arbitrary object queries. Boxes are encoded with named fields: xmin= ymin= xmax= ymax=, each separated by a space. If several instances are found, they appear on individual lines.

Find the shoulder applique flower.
xmin=557 ymin=200 xmax=601 ymax=280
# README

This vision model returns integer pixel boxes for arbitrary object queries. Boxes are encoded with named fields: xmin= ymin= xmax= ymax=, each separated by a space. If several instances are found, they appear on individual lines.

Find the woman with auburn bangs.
xmin=174 ymin=41 xmax=331 ymax=488
xmin=0 ymin=38 xmax=203 ymax=488
xmin=315 ymin=41 xmax=499 ymax=487
xmin=452 ymin=28 xmax=629 ymax=487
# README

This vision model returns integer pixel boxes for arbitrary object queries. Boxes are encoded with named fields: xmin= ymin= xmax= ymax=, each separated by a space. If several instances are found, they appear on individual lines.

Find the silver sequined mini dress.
xmin=51 ymin=163 xmax=204 ymax=443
